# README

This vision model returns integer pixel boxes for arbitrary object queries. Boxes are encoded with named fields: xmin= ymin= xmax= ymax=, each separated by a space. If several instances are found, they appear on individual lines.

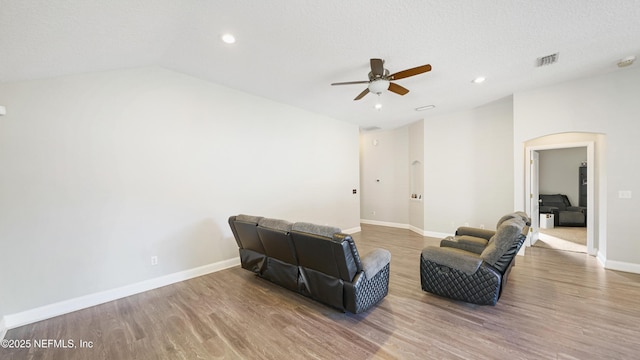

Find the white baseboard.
xmin=0 ymin=317 xmax=6 ymax=342
xmin=423 ymin=230 xmax=453 ymax=239
xmin=603 ymin=258 xmax=640 ymax=274
xmin=360 ymin=219 xmax=409 ymax=229
xmin=360 ymin=219 xmax=452 ymax=238
xmin=343 ymin=226 xmax=362 ymax=234
xmin=2 ymin=257 xmax=240 ymax=333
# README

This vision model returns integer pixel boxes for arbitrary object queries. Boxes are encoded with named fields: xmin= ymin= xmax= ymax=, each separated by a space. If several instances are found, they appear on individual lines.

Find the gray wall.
xmin=424 ymin=97 xmax=515 ymax=232
xmin=359 ymin=126 xmax=410 ymax=225
xmin=359 ymin=97 xmax=514 ymax=235
xmin=539 ymin=147 xmax=587 ymax=206
xmin=0 ymin=67 xmax=361 ymax=317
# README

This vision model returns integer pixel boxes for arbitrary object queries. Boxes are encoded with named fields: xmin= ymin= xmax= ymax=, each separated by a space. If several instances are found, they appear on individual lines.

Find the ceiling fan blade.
xmin=370 ymin=58 xmax=384 ymax=77
xmin=388 ymin=82 xmax=409 ymax=96
xmin=354 ymin=88 xmax=369 ymax=100
xmin=389 ymin=64 xmax=432 ymax=80
xmin=331 ymin=80 xmax=370 ymax=86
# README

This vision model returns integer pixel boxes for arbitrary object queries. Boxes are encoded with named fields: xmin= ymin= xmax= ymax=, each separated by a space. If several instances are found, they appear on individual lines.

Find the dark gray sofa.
xmin=539 ymin=194 xmax=586 ymax=227
xmin=229 ymin=215 xmax=391 ymax=313
xmin=420 ymin=212 xmax=531 ymax=305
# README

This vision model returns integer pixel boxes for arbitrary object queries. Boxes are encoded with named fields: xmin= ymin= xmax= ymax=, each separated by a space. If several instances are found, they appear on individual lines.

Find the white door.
xmin=530 ymin=150 xmax=540 ymax=245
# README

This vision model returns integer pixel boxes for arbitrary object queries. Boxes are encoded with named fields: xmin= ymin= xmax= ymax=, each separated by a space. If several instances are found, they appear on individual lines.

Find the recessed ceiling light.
xmin=472 ymin=77 xmax=486 ymax=84
xmin=221 ymin=34 xmax=236 ymax=44
xmin=415 ymin=105 xmax=435 ymax=111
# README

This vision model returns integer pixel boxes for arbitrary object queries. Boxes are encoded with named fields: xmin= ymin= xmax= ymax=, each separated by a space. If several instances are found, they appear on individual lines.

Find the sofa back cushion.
xmin=481 ymin=217 xmax=525 ymax=267
xmin=257 ymin=218 xmax=296 ymax=264
xmin=290 ymin=222 xmax=361 ymax=282
xmin=229 ymin=214 xmax=265 ymax=253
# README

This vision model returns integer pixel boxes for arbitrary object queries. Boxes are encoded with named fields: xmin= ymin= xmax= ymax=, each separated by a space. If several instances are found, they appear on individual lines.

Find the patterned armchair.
xmin=420 ymin=212 xmax=530 ymax=305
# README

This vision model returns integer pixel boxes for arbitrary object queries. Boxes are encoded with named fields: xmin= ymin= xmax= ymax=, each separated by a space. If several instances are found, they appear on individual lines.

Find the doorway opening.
xmin=525 ymin=137 xmax=597 ymax=256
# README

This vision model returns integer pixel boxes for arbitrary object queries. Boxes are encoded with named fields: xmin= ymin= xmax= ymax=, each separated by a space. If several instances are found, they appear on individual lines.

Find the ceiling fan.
xmin=331 ymin=58 xmax=432 ymax=100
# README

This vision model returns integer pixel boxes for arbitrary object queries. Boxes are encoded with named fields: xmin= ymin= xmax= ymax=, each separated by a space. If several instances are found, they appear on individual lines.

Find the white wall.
xmin=514 ymin=66 xmax=640 ymax=270
xmin=359 ymin=127 xmax=410 ymax=225
xmin=539 ymin=147 xmax=587 ymax=206
xmin=0 ymin=67 xmax=360 ymax=318
xmin=424 ymin=97 xmax=515 ymax=233
xmin=409 ymin=120 xmax=425 ymax=231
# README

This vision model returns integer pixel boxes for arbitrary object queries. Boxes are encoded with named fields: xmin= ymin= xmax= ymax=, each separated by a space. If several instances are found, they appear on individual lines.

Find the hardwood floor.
xmin=3 ymin=224 xmax=640 ymax=359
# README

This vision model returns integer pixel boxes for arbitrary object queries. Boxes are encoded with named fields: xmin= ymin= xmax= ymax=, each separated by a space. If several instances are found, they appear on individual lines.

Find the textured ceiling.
xmin=1 ymin=0 xmax=639 ymax=129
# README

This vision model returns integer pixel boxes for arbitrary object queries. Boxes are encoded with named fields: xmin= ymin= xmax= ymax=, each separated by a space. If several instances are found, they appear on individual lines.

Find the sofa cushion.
xmin=258 ymin=218 xmax=293 ymax=232
xmin=236 ymin=214 xmax=263 ymax=224
xmin=360 ymin=249 xmax=391 ymax=279
xmin=481 ymin=218 xmax=525 ymax=266
xmin=292 ymin=222 xmax=341 ymax=238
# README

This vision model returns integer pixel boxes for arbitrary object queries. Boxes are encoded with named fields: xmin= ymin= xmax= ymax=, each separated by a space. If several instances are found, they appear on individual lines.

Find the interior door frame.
xmin=524 ymin=141 xmax=595 ymax=255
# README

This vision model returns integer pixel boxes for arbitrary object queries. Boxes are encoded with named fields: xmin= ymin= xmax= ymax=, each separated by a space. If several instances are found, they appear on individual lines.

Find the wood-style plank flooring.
xmin=3 ymin=224 xmax=640 ymax=359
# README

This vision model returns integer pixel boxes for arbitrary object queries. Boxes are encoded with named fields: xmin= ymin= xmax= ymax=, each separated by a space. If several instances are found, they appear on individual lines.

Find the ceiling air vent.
xmin=536 ymin=53 xmax=559 ymax=67
xmin=360 ymin=126 xmax=381 ymax=132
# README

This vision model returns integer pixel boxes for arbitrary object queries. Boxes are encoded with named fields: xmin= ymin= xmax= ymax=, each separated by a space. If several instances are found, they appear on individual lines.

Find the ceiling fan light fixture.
xmin=368 ymin=79 xmax=390 ymax=95
xmin=374 ymin=103 xmax=383 ymax=111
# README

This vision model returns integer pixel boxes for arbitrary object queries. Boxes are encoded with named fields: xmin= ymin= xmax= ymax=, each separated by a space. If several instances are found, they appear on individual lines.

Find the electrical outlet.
xmin=151 ymin=256 xmax=158 ymax=266
xmin=480 ymin=224 xmax=485 ymax=229
xmin=619 ymin=190 xmax=632 ymax=199
xmin=372 ymin=211 xmax=376 ymax=215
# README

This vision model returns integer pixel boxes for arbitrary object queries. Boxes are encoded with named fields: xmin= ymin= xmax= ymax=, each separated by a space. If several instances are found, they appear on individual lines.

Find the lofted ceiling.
xmin=1 ymin=0 xmax=639 ymax=129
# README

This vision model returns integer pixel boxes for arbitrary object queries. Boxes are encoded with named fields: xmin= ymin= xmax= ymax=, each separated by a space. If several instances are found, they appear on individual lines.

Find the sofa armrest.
xmin=567 ymin=206 xmax=586 ymax=213
xmin=441 ymin=235 xmax=488 ymax=254
xmin=421 ymin=247 xmax=483 ymax=275
xmin=455 ymin=227 xmax=495 ymax=240
xmin=360 ymin=248 xmax=391 ymax=280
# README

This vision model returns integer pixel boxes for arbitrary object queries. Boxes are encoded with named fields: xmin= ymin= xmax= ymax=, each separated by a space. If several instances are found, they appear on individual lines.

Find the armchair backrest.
xmin=481 ymin=217 xmax=528 ymax=273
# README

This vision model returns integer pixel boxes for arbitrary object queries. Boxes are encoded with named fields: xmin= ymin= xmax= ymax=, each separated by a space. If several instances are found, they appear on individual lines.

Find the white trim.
xmin=361 ymin=219 xmax=451 ymax=238
xmin=360 ymin=219 xmax=409 ymax=229
xmin=597 ymin=251 xmax=606 ymax=268
xmin=0 ymin=317 xmax=6 ymax=342
xmin=604 ymin=259 xmax=640 ymax=275
xmin=524 ymin=141 xmax=596 ymax=255
xmin=408 ymin=225 xmax=425 ymax=236
xmin=343 ymin=226 xmax=362 ymax=234
xmin=3 ymin=257 xmax=240 ymax=331
xmin=423 ymin=230 xmax=453 ymax=239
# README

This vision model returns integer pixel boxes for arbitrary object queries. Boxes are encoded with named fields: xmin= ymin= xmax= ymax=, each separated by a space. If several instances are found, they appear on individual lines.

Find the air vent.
xmin=360 ymin=126 xmax=381 ymax=132
xmin=536 ymin=53 xmax=559 ymax=67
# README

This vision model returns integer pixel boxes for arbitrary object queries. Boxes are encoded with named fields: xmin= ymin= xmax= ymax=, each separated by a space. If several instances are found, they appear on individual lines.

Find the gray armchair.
xmin=420 ymin=212 xmax=530 ymax=305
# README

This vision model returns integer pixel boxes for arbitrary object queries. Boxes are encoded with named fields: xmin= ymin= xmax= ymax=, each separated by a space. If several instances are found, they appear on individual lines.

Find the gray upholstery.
xmin=421 ymin=247 xmax=483 ymax=275
xmin=291 ymin=222 xmax=341 ymax=238
xmin=481 ymin=217 xmax=525 ymax=266
xmin=258 ymin=218 xmax=293 ymax=232
xmin=440 ymin=235 xmax=489 ymax=254
xmin=421 ymin=212 xmax=530 ymax=305
xmin=539 ymin=194 xmax=586 ymax=226
xmin=229 ymin=215 xmax=390 ymax=314
xmin=361 ymin=248 xmax=392 ymax=279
